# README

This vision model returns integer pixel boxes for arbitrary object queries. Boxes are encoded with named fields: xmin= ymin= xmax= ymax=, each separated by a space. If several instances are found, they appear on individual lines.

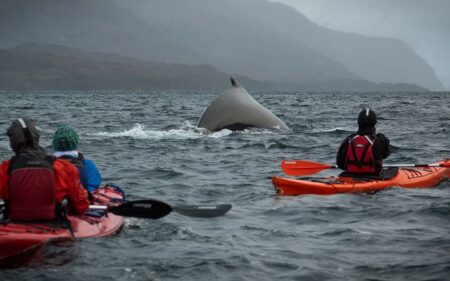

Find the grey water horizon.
xmin=0 ymin=90 xmax=449 ymax=280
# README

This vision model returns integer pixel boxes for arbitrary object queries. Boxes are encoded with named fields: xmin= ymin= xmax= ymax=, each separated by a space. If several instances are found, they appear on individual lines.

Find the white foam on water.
xmin=312 ymin=127 xmax=352 ymax=133
xmin=93 ymin=121 xmax=234 ymax=140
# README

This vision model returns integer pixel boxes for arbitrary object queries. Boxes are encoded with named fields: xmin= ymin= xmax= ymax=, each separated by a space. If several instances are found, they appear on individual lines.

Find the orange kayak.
xmin=272 ymin=160 xmax=450 ymax=196
xmin=0 ymin=185 xmax=125 ymax=262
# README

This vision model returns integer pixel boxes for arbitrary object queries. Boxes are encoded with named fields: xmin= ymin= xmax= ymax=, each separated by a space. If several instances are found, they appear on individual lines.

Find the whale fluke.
xmin=197 ymin=77 xmax=288 ymax=132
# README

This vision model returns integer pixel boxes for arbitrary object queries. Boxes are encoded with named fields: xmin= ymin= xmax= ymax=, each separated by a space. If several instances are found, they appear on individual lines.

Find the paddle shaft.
xmin=281 ymin=159 xmax=449 ymax=176
xmin=292 ymin=163 xmax=446 ymax=169
xmin=0 ymin=200 xmax=230 ymax=219
xmin=383 ymin=163 xmax=446 ymax=167
xmin=89 ymin=201 xmax=231 ymax=219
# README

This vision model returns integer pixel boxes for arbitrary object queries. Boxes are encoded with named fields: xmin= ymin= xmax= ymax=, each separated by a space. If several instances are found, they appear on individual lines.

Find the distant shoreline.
xmin=0 ymin=43 xmax=430 ymax=92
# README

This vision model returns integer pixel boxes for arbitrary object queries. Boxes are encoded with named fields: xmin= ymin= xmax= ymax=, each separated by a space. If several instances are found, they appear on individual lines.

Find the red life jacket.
xmin=345 ymin=135 xmax=376 ymax=174
xmin=7 ymin=153 xmax=56 ymax=221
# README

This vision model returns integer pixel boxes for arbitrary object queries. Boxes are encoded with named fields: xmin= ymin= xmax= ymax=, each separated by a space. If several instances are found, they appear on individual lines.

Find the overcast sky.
xmin=273 ymin=0 xmax=450 ymax=90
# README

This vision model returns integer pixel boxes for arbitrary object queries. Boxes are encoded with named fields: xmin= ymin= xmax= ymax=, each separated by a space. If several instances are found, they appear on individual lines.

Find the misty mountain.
xmin=274 ymin=0 xmax=450 ymax=90
xmin=0 ymin=0 xmax=359 ymax=86
xmin=0 ymin=0 xmax=441 ymax=91
xmin=0 ymin=43 xmax=276 ymax=91
xmin=0 ymin=43 xmax=428 ymax=92
xmin=258 ymin=2 xmax=446 ymax=90
xmin=111 ymin=0 xmax=361 ymax=83
xmin=116 ymin=0 xmax=443 ymax=90
xmin=0 ymin=0 xmax=203 ymax=63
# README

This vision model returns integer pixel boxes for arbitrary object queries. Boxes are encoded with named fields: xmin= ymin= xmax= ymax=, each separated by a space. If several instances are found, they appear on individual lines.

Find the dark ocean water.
xmin=0 ymin=90 xmax=449 ymax=281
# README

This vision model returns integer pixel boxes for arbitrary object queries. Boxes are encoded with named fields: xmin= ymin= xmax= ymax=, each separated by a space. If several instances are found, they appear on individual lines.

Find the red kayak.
xmin=0 ymin=185 xmax=125 ymax=262
xmin=273 ymin=160 xmax=450 ymax=196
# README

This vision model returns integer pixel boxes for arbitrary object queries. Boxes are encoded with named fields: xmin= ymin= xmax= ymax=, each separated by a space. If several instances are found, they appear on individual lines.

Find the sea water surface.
xmin=0 ymin=91 xmax=449 ymax=280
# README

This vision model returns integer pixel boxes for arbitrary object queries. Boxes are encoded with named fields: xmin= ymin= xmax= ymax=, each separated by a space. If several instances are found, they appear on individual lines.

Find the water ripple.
xmin=0 ymin=91 xmax=449 ymax=280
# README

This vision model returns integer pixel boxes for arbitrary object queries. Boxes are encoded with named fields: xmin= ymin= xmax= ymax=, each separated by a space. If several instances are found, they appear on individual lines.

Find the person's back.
xmin=0 ymin=119 xmax=89 ymax=221
xmin=336 ymin=109 xmax=391 ymax=175
xmin=52 ymin=125 xmax=102 ymax=193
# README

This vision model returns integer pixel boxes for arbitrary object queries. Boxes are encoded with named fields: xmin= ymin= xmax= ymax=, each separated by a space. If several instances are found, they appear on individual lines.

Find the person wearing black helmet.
xmin=336 ymin=109 xmax=391 ymax=175
xmin=0 ymin=119 xmax=89 ymax=221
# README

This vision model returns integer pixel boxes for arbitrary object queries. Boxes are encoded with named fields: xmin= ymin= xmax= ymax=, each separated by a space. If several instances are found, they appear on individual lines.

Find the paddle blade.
xmin=109 ymin=199 xmax=173 ymax=219
xmin=173 ymin=204 xmax=232 ymax=218
xmin=281 ymin=160 xmax=335 ymax=176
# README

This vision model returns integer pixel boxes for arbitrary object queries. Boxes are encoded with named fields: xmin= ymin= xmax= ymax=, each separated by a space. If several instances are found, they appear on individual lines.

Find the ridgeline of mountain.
xmin=0 ymin=0 xmax=440 ymax=91
xmin=0 ymin=43 xmax=276 ymax=91
xmin=0 ymin=44 xmax=428 ymax=92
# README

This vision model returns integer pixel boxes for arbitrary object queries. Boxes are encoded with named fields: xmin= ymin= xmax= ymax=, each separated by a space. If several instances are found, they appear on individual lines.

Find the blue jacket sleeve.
xmin=84 ymin=159 xmax=102 ymax=192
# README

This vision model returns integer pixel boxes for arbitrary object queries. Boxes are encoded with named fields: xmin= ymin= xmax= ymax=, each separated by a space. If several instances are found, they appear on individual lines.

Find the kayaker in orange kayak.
xmin=336 ymin=109 xmax=391 ymax=175
xmin=0 ymin=118 xmax=89 ymax=221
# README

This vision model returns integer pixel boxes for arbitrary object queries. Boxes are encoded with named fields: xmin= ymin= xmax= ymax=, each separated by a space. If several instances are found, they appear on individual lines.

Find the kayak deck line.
xmin=273 ymin=160 xmax=449 ymax=196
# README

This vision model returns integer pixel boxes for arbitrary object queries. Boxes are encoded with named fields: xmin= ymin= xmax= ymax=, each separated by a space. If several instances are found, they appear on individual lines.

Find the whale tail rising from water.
xmin=197 ymin=77 xmax=289 ymax=132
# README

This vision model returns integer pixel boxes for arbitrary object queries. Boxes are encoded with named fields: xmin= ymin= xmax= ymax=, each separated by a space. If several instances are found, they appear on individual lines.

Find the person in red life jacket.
xmin=52 ymin=125 xmax=102 ymax=193
xmin=0 ymin=118 xmax=89 ymax=221
xmin=336 ymin=109 xmax=391 ymax=175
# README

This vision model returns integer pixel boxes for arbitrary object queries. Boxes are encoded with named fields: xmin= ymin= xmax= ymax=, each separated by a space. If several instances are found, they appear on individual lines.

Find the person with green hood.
xmin=52 ymin=125 xmax=102 ymax=193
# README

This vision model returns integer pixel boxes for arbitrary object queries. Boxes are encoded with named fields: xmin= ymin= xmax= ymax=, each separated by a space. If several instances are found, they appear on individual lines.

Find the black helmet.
xmin=357 ymin=108 xmax=377 ymax=127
